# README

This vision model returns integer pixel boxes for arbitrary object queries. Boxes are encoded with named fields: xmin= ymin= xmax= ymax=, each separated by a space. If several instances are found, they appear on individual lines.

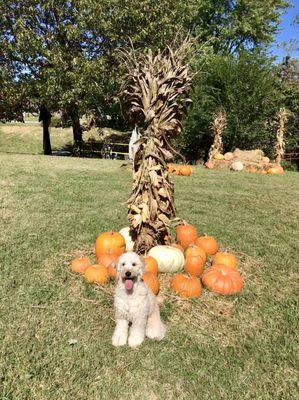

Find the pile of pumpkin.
xmin=167 ymin=164 xmax=193 ymax=176
xmin=71 ymin=224 xmax=243 ymax=298
xmin=205 ymin=152 xmax=284 ymax=174
xmin=246 ymin=164 xmax=284 ymax=174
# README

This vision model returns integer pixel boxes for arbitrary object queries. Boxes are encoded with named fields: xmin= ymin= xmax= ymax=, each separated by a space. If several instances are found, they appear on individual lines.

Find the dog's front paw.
xmin=146 ymin=322 xmax=166 ymax=340
xmin=128 ymin=334 xmax=144 ymax=348
xmin=112 ymin=331 xmax=127 ymax=347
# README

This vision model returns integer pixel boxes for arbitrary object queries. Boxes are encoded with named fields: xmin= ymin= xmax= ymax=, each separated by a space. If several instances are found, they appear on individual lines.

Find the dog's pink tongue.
xmin=125 ymin=279 xmax=134 ymax=291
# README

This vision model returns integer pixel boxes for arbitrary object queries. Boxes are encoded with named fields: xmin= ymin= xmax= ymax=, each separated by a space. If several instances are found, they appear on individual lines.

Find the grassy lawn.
xmin=0 ymin=123 xmax=73 ymax=154
xmin=0 ymin=153 xmax=298 ymax=400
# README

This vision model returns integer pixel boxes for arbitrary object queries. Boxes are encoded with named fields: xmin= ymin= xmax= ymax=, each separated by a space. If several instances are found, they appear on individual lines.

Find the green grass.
xmin=0 ymin=153 xmax=298 ymax=400
xmin=0 ymin=124 xmax=73 ymax=154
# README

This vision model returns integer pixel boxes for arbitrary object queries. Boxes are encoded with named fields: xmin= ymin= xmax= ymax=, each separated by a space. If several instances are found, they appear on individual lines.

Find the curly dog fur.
xmin=112 ymin=252 xmax=166 ymax=347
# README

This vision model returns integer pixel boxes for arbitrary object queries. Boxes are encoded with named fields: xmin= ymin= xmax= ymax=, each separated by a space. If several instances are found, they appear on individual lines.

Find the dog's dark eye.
xmin=122 ymin=262 xmax=125 ymax=266
xmin=132 ymin=263 xmax=136 ymax=266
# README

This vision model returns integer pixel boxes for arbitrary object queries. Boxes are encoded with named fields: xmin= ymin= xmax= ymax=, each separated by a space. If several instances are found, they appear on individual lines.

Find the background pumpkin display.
xmin=267 ymin=166 xmax=284 ymax=174
xmin=224 ymin=152 xmax=234 ymax=161
xmin=167 ymin=163 xmax=176 ymax=173
xmin=202 ymin=264 xmax=243 ymax=295
xmin=71 ymin=257 xmax=91 ymax=274
xmin=171 ymin=274 xmax=202 ymax=298
xmin=230 ymin=161 xmax=244 ymax=171
xmin=214 ymin=153 xmax=224 ymax=160
xmin=178 ymin=165 xmax=192 ymax=176
xmin=148 ymin=245 xmax=185 ymax=273
xmin=262 ymin=156 xmax=270 ymax=163
xmin=168 ymin=164 xmax=193 ymax=176
xmin=204 ymin=160 xmax=215 ymax=169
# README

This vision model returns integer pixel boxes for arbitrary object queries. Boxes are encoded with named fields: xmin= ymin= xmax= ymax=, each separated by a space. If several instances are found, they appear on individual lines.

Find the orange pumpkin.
xmin=71 ymin=257 xmax=91 ymax=274
xmin=204 ymin=160 xmax=215 ymax=169
xmin=175 ymin=165 xmax=182 ymax=175
xmin=196 ymin=235 xmax=219 ymax=256
xmin=179 ymin=165 xmax=192 ymax=176
xmin=171 ymin=274 xmax=202 ymax=298
xmin=202 ymin=264 xmax=243 ymax=295
xmin=267 ymin=166 xmax=284 ymax=174
xmin=170 ymin=243 xmax=185 ymax=253
xmin=185 ymin=254 xmax=205 ymax=276
xmin=214 ymin=153 xmax=224 ymax=160
xmin=176 ymin=224 xmax=198 ymax=249
xmin=247 ymin=166 xmax=257 ymax=173
xmin=142 ymin=272 xmax=159 ymax=295
xmin=95 ymin=231 xmax=126 ymax=258
xmin=97 ymin=253 xmax=118 ymax=267
xmin=143 ymin=256 xmax=158 ymax=276
xmin=84 ymin=265 xmax=109 ymax=285
xmin=213 ymin=252 xmax=238 ymax=269
xmin=185 ymin=244 xmax=206 ymax=264
xmin=107 ymin=265 xmax=117 ymax=279
xmin=167 ymin=164 xmax=176 ymax=173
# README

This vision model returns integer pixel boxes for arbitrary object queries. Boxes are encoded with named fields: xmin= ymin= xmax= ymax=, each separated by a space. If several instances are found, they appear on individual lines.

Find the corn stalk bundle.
xmin=208 ymin=108 xmax=226 ymax=160
xmin=275 ymin=107 xmax=289 ymax=164
xmin=121 ymin=38 xmax=194 ymax=253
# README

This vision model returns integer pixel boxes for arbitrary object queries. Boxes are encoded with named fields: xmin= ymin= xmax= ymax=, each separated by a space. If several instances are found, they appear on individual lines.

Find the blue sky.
xmin=269 ymin=1 xmax=299 ymax=61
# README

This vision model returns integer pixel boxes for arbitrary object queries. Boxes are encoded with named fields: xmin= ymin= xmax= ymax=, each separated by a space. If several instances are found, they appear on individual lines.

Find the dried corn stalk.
xmin=275 ymin=107 xmax=289 ymax=164
xmin=121 ymin=38 xmax=194 ymax=253
xmin=208 ymin=108 xmax=226 ymax=160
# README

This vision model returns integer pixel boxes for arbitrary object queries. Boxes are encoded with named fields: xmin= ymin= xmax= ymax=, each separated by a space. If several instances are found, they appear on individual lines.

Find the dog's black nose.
xmin=125 ymin=271 xmax=131 ymax=277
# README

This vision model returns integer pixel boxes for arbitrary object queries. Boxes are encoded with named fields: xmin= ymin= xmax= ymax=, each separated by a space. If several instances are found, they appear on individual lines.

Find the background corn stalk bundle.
xmin=208 ymin=108 xmax=226 ymax=160
xmin=121 ymin=38 xmax=194 ymax=253
xmin=275 ymin=107 xmax=289 ymax=164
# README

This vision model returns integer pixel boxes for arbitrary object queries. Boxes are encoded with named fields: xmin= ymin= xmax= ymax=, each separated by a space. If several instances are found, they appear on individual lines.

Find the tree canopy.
xmin=0 ymin=0 xmax=296 ymax=160
xmin=180 ymin=51 xmax=284 ymax=159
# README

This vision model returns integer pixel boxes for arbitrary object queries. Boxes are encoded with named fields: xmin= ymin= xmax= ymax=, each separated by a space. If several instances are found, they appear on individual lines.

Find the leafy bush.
xmin=180 ymin=52 xmax=283 ymax=160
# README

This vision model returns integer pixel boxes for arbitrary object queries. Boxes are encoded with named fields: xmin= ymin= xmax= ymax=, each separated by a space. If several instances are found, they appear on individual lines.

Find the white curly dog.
xmin=112 ymin=252 xmax=166 ymax=347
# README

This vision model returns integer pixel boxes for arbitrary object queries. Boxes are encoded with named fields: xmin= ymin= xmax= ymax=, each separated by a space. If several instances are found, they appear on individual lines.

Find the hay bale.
xmin=233 ymin=149 xmax=264 ymax=163
xmin=213 ymin=160 xmax=232 ymax=170
xmin=224 ymin=152 xmax=234 ymax=161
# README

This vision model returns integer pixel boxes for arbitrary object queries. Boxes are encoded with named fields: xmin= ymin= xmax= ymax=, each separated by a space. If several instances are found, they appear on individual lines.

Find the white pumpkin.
xmin=148 ymin=245 xmax=185 ymax=273
xmin=231 ymin=161 xmax=244 ymax=171
xmin=119 ymin=227 xmax=134 ymax=251
xmin=262 ymin=156 xmax=270 ymax=163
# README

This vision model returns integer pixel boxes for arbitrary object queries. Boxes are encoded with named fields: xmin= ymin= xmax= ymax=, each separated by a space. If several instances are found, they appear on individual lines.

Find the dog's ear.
xmin=112 ymin=257 xmax=120 ymax=274
xmin=138 ymin=254 xmax=145 ymax=270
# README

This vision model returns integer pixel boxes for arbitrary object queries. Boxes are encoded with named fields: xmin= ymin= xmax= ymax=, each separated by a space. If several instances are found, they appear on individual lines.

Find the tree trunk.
xmin=69 ymin=107 xmax=83 ymax=153
xmin=39 ymin=105 xmax=52 ymax=155
xmin=43 ymin=119 xmax=52 ymax=155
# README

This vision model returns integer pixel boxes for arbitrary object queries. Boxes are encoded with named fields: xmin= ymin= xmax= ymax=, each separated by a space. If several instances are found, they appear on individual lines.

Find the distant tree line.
xmin=0 ymin=0 xmax=298 ymax=159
